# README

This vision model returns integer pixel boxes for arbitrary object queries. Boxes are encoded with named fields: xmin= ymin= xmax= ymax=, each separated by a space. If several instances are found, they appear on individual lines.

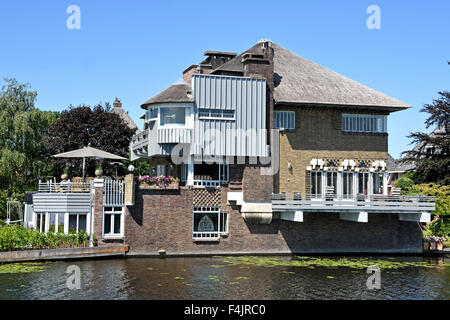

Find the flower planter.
xmin=436 ymin=241 xmax=443 ymax=251
xmin=139 ymin=182 xmax=179 ymax=190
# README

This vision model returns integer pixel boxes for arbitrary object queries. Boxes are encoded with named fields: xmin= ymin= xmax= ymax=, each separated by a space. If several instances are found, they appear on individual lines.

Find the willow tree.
xmin=0 ymin=78 xmax=59 ymax=217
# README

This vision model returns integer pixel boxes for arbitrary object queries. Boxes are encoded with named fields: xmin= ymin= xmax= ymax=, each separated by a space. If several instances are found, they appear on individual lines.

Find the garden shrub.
xmin=394 ymin=176 xmax=415 ymax=190
xmin=0 ymin=225 xmax=91 ymax=251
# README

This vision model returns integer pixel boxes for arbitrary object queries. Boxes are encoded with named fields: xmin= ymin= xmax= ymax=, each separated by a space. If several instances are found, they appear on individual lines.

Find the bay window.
xmin=160 ymin=107 xmax=186 ymax=126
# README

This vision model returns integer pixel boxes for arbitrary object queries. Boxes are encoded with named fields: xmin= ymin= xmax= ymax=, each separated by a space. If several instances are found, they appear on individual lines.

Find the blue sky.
xmin=0 ymin=0 xmax=448 ymax=158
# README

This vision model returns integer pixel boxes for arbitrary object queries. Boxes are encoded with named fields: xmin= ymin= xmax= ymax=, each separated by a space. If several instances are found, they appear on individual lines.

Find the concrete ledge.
xmin=0 ymin=245 xmax=129 ymax=263
xmin=339 ymin=212 xmax=368 ymax=223
xmin=125 ymin=247 xmax=423 ymax=257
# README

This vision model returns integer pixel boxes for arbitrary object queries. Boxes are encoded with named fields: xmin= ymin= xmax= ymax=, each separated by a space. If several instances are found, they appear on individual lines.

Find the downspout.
xmin=89 ymin=180 xmax=94 ymax=247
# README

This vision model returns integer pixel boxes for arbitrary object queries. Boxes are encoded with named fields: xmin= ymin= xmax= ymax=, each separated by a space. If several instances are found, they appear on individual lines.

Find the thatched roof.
xmin=213 ymin=41 xmax=410 ymax=110
xmin=111 ymin=98 xmax=140 ymax=133
xmin=387 ymin=154 xmax=416 ymax=173
xmin=141 ymin=80 xmax=193 ymax=109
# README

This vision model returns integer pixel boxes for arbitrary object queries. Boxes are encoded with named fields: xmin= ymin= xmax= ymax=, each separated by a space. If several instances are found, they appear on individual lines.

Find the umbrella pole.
xmin=82 ymin=157 xmax=86 ymax=182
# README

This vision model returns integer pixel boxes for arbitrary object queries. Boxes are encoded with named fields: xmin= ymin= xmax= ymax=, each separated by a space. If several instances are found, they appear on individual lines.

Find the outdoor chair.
xmin=71 ymin=177 xmax=83 ymax=192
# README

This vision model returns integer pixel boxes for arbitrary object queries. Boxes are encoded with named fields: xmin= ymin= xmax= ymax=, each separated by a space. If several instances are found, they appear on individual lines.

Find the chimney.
xmin=113 ymin=97 xmax=122 ymax=108
xmin=182 ymin=65 xmax=199 ymax=84
xmin=242 ymin=40 xmax=274 ymax=130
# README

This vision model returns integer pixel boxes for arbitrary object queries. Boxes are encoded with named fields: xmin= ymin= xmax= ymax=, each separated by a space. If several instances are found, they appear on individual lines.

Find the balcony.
xmin=131 ymin=129 xmax=149 ymax=156
xmin=157 ymin=128 xmax=192 ymax=144
xmin=272 ymin=193 xmax=436 ymax=223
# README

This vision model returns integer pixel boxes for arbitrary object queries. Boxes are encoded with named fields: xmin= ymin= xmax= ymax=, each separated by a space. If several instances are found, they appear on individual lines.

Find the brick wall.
xmin=276 ymin=106 xmax=389 ymax=193
xmin=123 ymin=185 xmax=422 ymax=254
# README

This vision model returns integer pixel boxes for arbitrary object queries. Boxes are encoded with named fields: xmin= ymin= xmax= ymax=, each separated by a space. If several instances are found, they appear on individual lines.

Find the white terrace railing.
xmin=103 ymin=179 xmax=125 ymax=207
xmin=38 ymin=179 xmax=125 ymax=207
xmin=192 ymin=231 xmax=220 ymax=241
xmin=272 ymin=193 xmax=436 ymax=213
xmin=38 ymin=181 xmax=92 ymax=193
xmin=193 ymin=180 xmax=221 ymax=188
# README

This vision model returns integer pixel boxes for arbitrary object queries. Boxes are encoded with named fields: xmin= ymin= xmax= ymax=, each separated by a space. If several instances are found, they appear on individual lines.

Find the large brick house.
xmin=121 ymin=40 xmax=435 ymax=254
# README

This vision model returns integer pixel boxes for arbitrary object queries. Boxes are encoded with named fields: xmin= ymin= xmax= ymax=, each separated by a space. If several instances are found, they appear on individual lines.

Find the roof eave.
xmin=275 ymin=101 xmax=410 ymax=112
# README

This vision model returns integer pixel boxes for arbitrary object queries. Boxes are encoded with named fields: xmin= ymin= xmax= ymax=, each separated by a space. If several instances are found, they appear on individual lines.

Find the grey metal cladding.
xmin=32 ymin=193 xmax=91 ymax=213
xmin=192 ymin=74 xmax=268 ymax=157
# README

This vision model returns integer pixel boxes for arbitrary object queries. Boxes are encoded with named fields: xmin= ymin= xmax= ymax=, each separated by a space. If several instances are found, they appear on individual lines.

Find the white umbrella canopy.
xmin=53 ymin=146 xmax=127 ymax=181
xmin=53 ymin=146 xmax=127 ymax=160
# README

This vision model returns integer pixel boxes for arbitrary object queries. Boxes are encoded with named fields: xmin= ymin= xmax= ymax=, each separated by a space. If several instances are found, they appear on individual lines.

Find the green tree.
xmin=401 ymin=63 xmax=449 ymax=185
xmin=0 ymin=78 xmax=59 ymax=218
xmin=42 ymin=104 xmax=136 ymax=177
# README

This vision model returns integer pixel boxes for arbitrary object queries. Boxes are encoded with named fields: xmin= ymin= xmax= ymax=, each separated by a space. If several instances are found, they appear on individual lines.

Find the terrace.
xmin=31 ymin=178 xmax=125 ymax=233
xmin=271 ymin=193 xmax=436 ymax=223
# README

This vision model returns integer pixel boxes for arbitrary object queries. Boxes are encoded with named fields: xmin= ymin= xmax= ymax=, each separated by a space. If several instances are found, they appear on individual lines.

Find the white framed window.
xmin=36 ymin=213 xmax=46 ymax=233
xmin=343 ymin=172 xmax=354 ymax=198
xmin=342 ymin=114 xmax=387 ymax=133
xmin=274 ymin=111 xmax=295 ymax=130
xmin=372 ymin=172 xmax=384 ymax=195
xmin=310 ymin=171 xmax=322 ymax=198
xmin=192 ymin=207 xmax=228 ymax=240
xmin=145 ymin=107 xmax=158 ymax=121
xmin=160 ymin=107 xmax=186 ymax=126
xmin=358 ymin=172 xmax=369 ymax=195
xmin=103 ymin=206 xmax=124 ymax=238
xmin=68 ymin=213 xmax=87 ymax=233
xmin=326 ymin=171 xmax=338 ymax=196
xmin=198 ymin=108 xmax=235 ymax=120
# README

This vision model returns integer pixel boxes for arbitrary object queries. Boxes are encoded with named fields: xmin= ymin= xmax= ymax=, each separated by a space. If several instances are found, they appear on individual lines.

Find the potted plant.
xmin=138 ymin=175 xmax=179 ymax=189
xmin=95 ymin=165 xmax=103 ymax=177
xmin=61 ymin=167 xmax=69 ymax=181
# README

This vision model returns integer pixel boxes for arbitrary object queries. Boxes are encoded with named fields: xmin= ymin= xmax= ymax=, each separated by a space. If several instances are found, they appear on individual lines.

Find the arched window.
xmin=198 ymin=215 xmax=215 ymax=232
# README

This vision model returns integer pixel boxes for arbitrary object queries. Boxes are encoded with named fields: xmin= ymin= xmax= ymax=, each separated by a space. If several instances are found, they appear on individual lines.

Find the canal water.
xmin=0 ymin=255 xmax=448 ymax=299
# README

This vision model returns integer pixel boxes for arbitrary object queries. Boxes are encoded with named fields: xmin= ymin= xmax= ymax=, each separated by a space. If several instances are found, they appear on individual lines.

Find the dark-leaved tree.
xmin=43 ymin=103 xmax=136 ymax=178
xmin=401 ymin=63 xmax=450 ymax=185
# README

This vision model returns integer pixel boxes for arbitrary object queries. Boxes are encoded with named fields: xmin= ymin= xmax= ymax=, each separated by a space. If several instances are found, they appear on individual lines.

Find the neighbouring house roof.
xmin=387 ymin=153 xmax=416 ymax=173
xmin=111 ymin=98 xmax=140 ymax=133
xmin=213 ymin=41 xmax=410 ymax=111
xmin=141 ymin=80 xmax=193 ymax=109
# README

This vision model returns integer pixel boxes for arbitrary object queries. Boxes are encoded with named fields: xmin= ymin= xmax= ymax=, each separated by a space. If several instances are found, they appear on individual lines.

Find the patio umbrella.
xmin=53 ymin=146 xmax=127 ymax=181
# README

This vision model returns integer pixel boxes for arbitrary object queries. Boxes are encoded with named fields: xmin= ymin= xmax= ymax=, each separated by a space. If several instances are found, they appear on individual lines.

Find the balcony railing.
xmin=103 ymin=179 xmax=125 ymax=207
xmin=192 ymin=232 xmax=220 ymax=241
xmin=193 ymin=180 xmax=221 ymax=188
xmin=272 ymin=193 xmax=436 ymax=213
xmin=131 ymin=130 xmax=149 ymax=151
xmin=38 ymin=181 xmax=92 ymax=193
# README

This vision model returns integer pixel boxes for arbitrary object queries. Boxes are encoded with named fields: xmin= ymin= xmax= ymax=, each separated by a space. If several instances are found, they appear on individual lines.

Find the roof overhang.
xmin=274 ymin=101 xmax=410 ymax=113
